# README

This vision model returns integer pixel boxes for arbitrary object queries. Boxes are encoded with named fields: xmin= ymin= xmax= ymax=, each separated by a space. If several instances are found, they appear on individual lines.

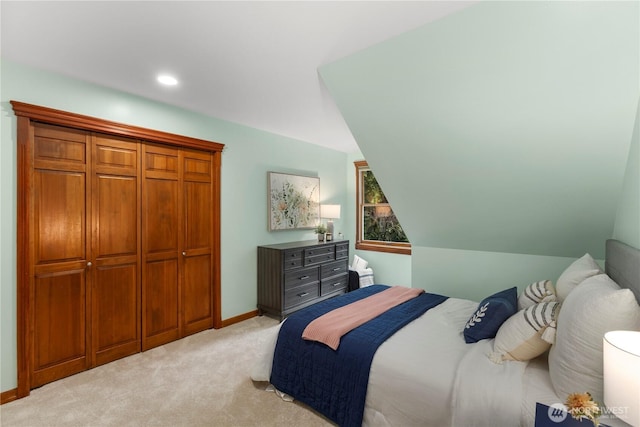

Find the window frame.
xmin=355 ymin=160 xmax=411 ymax=255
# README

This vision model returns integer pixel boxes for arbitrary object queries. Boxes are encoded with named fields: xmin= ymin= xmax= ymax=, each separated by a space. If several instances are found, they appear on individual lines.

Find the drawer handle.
xmin=299 ymin=275 xmax=309 ymax=280
xmin=290 ymin=262 xmax=296 ymax=266
xmin=332 ymin=282 xmax=342 ymax=287
xmin=308 ymin=251 xmax=314 ymax=255
xmin=297 ymin=292 xmax=309 ymax=298
xmin=332 ymin=267 xmax=341 ymax=271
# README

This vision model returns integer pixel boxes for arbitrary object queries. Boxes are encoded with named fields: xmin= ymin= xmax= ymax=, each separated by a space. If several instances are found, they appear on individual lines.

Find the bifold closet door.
xmin=141 ymin=146 xmax=214 ymax=349
xmin=181 ymin=150 xmax=214 ymax=335
xmin=30 ymin=123 xmax=91 ymax=388
xmin=91 ymin=134 xmax=141 ymax=366
xmin=142 ymin=144 xmax=181 ymax=350
xmin=29 ymin=125 xmax=143 ymax=386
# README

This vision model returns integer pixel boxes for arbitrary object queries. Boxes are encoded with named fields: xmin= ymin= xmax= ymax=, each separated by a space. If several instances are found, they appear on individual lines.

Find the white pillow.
xmin=352 ymin=254 xmax=369 ymax=271
xmin=555 ymin=253 xmax=602 ymax=302
xmin=518 ymin=280 xmax=556 ymax=310
xmin=357 ymin=267 xmax=375 ymax=288
xmin=490 ymin=301 xmax=561 ymax=363
xmin=548 ymin=274 xmax=640 ymax=404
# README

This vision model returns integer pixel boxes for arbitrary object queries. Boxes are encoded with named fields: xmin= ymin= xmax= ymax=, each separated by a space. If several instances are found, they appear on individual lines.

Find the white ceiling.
xmin=1 ymin=1 xmax=475 ymax=152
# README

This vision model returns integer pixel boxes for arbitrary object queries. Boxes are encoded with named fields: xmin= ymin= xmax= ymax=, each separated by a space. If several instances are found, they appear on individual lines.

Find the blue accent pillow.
xmin=463 ymin=287 xmax=518 ymax=343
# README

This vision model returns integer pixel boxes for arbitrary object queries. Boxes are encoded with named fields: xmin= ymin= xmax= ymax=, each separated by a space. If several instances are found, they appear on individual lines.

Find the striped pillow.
xmin=518 ymin=280 xmax=556 ymax=310
xmin=490 ymin=302 xmax=561 ymax=363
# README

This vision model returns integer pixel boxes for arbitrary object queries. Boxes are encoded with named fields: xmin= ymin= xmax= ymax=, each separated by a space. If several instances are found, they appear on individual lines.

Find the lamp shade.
xmin=603 ymin=330 xmax=640 ymax=426
xmin=320 ymin=204 xmax=340 ymax=219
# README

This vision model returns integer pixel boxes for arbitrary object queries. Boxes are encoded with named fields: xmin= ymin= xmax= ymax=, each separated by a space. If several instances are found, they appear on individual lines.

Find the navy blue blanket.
xmin=270 ymin=285 xmax=448 ymax=427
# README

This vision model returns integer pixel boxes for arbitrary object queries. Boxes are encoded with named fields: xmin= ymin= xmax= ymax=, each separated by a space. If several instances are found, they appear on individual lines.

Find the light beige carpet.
xmin=0 ymin=316 xmax=334 ymax=427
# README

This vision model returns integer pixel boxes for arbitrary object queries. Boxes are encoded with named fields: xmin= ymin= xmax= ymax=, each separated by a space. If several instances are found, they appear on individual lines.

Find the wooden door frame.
xmin=11 ymin=101 xmax=224 ymax=398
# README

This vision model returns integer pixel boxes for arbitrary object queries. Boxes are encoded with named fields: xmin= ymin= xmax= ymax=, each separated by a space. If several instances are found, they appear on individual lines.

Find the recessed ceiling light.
xmin=157 ymin=74 xmax=178 ymax=86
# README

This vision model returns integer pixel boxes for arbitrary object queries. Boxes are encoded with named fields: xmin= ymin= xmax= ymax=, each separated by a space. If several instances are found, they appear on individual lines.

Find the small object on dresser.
xmin=314 ymin=224 xmax=327 ymax=242
xmin=320 ymin=204 xmax=340 ymax=237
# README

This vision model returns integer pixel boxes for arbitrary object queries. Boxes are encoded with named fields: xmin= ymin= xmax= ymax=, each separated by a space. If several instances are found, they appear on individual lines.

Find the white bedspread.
xmin=451 ymin=339 xmax=527 ymax=427
xmin=362 ymin=298 xmax=477 ymax=426
xmin=250 ymin=297 xmax=533 ymax=426
xmin=250 ymin=321 xmax=282 ymax=382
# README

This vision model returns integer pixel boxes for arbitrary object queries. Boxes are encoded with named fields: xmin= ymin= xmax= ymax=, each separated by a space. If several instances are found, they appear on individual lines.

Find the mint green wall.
xmin=320 ymin=2 xmax=638 ymax=300
xmin=613 ymin=98 xmax=640 ymax=248
xmin=411 ymin=247 xmax=594 ymax=302
xmin=0 ymin=60 xmax=349 ymax=392
xmin=320 ymin=1 xmax=638 ymax=260
xmin=417 ymin=97 xmax=637 ymax=302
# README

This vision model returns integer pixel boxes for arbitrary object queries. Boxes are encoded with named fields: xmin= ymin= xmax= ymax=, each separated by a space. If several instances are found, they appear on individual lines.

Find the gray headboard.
xmin=605 ymin=239 xmax=640 ymax=302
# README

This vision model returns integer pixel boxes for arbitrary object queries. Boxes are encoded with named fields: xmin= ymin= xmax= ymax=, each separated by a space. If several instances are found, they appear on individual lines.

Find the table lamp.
xmin=603 ymin=330 xmax=640 ymax=426
xmin=320 ymin=204 xmax=340 ymax=240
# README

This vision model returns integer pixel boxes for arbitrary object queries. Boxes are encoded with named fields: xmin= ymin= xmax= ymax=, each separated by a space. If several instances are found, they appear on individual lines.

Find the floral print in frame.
xmin=268 ymin=172 xmax=320 ymax=231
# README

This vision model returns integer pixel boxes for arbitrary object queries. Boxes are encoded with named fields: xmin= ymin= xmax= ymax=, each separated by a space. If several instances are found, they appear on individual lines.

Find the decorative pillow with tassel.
xmin=489 ymin=301 xmax=561 ymax=364
xmin=518 ymin=280 xmax=556 ymax=310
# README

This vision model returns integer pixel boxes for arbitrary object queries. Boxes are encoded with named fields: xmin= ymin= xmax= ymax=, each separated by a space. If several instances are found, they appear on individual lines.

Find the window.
xmin=355 ymin=161 xmax=411 ymax=255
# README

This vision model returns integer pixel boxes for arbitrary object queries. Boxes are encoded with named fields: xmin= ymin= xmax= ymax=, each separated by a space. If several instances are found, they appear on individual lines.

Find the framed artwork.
xmin=268 ymin=172 xmax=320 ymax=231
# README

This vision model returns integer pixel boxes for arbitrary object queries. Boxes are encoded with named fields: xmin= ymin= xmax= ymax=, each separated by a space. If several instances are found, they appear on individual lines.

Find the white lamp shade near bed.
xmin=320 ymin=204 xmax=340 ymax=236
xmin=603 ymin=330 xmax=640 ymax=426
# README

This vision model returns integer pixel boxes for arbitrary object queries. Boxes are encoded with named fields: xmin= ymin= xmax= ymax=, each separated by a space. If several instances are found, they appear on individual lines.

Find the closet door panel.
xmin=92 ymin=135 xmax=141 ymax=366
xmin=144 ymin=179 xmax=179 ymax=252
xmin=32 ymin=271 xmax=87 ymax=388
xmin=33 ymin=123 xmax=87 ymax=171
xmin=34 ymin=170 xmax=86 ymax=263
xmin=143 ymin=259 xmax=180 ymax=349
xmin=183 ymin=255 xmax=212 ymax=334
xmin=94 ymin=264 xmax=139 ymax=365
xmin=184 ymin=181 xmax=211 ymax=249
xmin=94 ymin=175 xmax=138 ymax=256
xmin=31 ymin=123 xmax=91 ymax=388
xmin=95 ymin=140 xmax=138 ymax=175
xmin=182 ymin=151 xmax=213 ymax=335
xmin=142 ymin=145 xmax=181 ymax=350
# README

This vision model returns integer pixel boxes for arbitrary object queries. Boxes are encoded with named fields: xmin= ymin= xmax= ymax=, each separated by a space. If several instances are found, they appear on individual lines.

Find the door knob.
xmin=86 ymin=262 xmax=92 ymax=267
xmin=182 ymin=252 xmax=187 ymax=256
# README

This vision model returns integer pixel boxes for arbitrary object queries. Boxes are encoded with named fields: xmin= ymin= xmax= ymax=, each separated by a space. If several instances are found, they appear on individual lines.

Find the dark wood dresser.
xmin=257 ymin=240 xmax=349 ymax=319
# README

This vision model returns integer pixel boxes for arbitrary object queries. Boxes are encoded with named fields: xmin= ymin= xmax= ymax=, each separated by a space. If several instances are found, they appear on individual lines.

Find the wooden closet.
xmin=12 ymin=101 xmax=224 ymax=397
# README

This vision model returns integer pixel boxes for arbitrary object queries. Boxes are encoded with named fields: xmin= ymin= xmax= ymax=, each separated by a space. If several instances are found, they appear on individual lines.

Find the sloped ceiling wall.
xmin=320 ymin=1 xmax=639 ymax=259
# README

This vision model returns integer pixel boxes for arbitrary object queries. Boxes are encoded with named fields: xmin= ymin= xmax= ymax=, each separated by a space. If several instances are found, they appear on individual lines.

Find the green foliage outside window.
xmin=362 ymin=171 xmax=409 ymax=243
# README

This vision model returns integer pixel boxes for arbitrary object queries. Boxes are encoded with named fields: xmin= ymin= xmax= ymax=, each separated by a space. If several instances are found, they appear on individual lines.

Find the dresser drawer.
xmin=321 ymin=274 xmax=348 ymax=296
xmin=304 ymin=245 xmax=335 ymax=265
xmin=321 ymin=259 xmax=348 ymax=279
xmin=284 ymin=282 xmax=319 ymax=309
xmin=284 ymin=266 xmax=319 ymax=289
xmin=335 ymin=243 xmax=349 ymax=260
xmin=283 ymin=249 xmax=303 ymax=270
xmin=305 ymin=245 xmax=334 ymax=258
xmin=306 ymin=253 xmax=335 ymax=266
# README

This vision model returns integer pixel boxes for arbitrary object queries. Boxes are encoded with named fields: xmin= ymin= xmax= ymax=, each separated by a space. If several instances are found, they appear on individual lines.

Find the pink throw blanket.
xmin=302 ymin=286 xmax=425 ymax=350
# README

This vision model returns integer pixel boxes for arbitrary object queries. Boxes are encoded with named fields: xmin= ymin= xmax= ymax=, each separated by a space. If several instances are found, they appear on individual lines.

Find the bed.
xmin=251 ymin=239 xmax=640 ymax=426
